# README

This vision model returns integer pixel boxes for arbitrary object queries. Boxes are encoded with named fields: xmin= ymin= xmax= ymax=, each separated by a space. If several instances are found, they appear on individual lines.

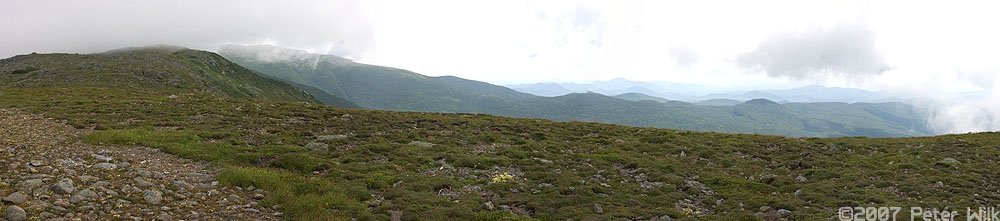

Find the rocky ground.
xmin=0 ymin=109 xmax=278 ymax=221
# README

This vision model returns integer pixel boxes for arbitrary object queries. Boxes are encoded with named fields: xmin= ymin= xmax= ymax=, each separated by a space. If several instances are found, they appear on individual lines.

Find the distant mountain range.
xmin=507 ymin=79 xmax=909 ymax=104
xmin=220 ymin=44 xmax=934 ymax=137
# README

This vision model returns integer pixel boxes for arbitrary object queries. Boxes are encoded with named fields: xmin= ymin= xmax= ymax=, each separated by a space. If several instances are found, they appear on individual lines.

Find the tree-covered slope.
xmin=0 ymin=45 xmax=356 ymax=107
xmin=613 ymin=92 xmax=671 ymax=103
xmin=219 ymin=44 xmax=531 ymax=113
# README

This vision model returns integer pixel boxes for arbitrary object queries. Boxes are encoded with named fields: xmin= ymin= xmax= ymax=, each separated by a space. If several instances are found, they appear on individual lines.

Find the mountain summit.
xmin=1 ymin=45 xmax=334 ymax=104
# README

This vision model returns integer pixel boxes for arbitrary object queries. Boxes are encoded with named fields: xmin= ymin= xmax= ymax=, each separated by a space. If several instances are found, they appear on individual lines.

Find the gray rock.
xmin=3 ymin=192 xmax=27 ymax=204
xmin=316 ymin=134 xmax=348 ymax=140
xmin=51 ymin=181 xmax=76 ymax=195
xmin=70 ymin=189 xmax=98 ymax=203
xmin=940 ymin=158 xmax=960 ymax=164
xmin=134 ymin=177 xmax=155 ymax=187
xmin=53 ymin=199 xmax=71 ymax=207
xmin=91 ymin=154 xmax=113 ymax=162
xmin=5 ymin=205 xmax=27 ymax=221
xmin=593 ymin=203 xmax=603 ymax=214
xmin=409 ymin=141 xmax=435 ymax=147
xmin=760 ymin=174 xmax=778 ymax=183
xmin=28 ymin=160 xmax=44 ymax=167
xmin=78 ymin=175 xmax=99 ymax=183
xmin=795 ymin=175 xmax=808 ymax=182
xmin=157 ymin=212 xmax=174 ymax=221
xmin=305 ymin=142 xmax=329 ymax=151
xmin=390 ymin=210 xmax=403 ymax=221
xmin=94 ymin=181 xmax=111 ymax=187
xmin=777 ymin=209 xmax=791 ymax=218
xmin=135 ymin=168 xmax=153 ymax=178
xmin=144 ymin=190 xmax=163 ymax=204
xmin=19 ymin=179 xmax=43 ymax=188
xmin=173 ymin=180 xmax=193 ymax=190
xmin=93 ymin=163 xmax=117 ymax=170
xmin=657 ymin=215 xmax=674 ymax=221
xmin=483 ymin=201 xmax=495 ymax=210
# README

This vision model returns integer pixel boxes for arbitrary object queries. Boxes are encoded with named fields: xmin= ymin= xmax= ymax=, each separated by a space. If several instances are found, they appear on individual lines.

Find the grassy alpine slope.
xmin=2 ymin=48 xmax=999 ymax=220
xmin=0 ymin=45 xmax=355 ymax=108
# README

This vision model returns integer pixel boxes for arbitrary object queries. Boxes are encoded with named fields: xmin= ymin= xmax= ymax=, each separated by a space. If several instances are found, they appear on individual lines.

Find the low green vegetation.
xmin=2 ymin=86 xmax=998 ymax=220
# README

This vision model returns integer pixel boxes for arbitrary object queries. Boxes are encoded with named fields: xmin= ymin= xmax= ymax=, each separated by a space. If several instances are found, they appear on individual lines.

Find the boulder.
xmin=5 ymin=205 xmax=27 ymax=221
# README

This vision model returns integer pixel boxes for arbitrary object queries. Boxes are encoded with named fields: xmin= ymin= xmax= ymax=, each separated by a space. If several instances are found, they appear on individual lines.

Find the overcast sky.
xmin=2 ymin=0 xmax=999 ymax=132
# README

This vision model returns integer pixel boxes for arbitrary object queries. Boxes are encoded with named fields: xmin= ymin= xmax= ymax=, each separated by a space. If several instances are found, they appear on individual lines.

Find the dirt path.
xmin=0 ymin=109 xmax=278 ymax=221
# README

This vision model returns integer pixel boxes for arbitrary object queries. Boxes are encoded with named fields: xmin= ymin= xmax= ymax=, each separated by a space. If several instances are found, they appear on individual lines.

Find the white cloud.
xmin=736 ymin=22 xmax=890 ymax=80
xmin=0 ymin=0 xmax=376 ymax=59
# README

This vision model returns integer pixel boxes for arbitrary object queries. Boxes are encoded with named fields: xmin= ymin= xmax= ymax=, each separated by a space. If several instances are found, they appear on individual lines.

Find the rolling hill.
xmin=0 ymin=45 xmax=356 ymax=106
xmin=612 ymin=92 xmax=671 ymax=103
xmin=220 ymin=44 xmax=934 ymax=137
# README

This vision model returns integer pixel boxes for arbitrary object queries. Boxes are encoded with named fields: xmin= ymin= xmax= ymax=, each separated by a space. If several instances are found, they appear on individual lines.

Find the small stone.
xmin=94 ymin=181 xmax=110 ymax=187
xmin=78 ymin=175 xmax=99 ymax=183
xmin=93 ymin=163 xmax=117 ymax=170
xmin=390 ymin=210 xmax=403 ymax=221
xmin=760 ymin=174 xmax=778 ymax=183
xmin=144 ymin=190 xmax=163 ymax=204
xmin=51 ymin=181 xmax=76 ymax=195
xmin=70 ymin=189 xmax=98 ymax=203
xmin=29 ymin=160 xmax=44 ymax=167
xmin=777 ymin=209 xmax=791 ymax=218
xmin=316 ymin=134 xmax=348 ymax=140
xmin=482 ymin=201 xmax=495 ymax=210
xmin=23 ymin=200 xmax=49 ymax=211
xmin=157 ymin=212 xmax=174 ymax=221
xmin=759 ymin=206 xmax=772 ymax=212
xmin=593 ymin=203 xmax=603 ymax=214
xmin=135 ymin=178 xmax=154 ymax=187
xmin=167 ymin=95 xmax=178 ymax=99
xmin=91 ymin=154 xmax=113 ymax=162
xmin=408 ymin=141 xmax=435 ymax=147
xmin=226 ymin=194 xmax=241 ymax=203
xmin=19 ymin=179 xmax=43 ymax=187
xmin=3 ymin=192 xmax=28 ymax=204
xmin=795 ymin=175 xmax=808 ymax=182
xmin=305 ymin=142 xmax=329 ymax=151
xmin=940 ymin=158 xmax=960 ymax=164
xmin=53 ymin=199 xmax=71 ymax=207
xmin=5 ymin=205 xmax=27 ymax=221
xmin=253 ymin=193 xmax=265 ymax=200
xmin=135 ymin=169 xmax=153 ymax=178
